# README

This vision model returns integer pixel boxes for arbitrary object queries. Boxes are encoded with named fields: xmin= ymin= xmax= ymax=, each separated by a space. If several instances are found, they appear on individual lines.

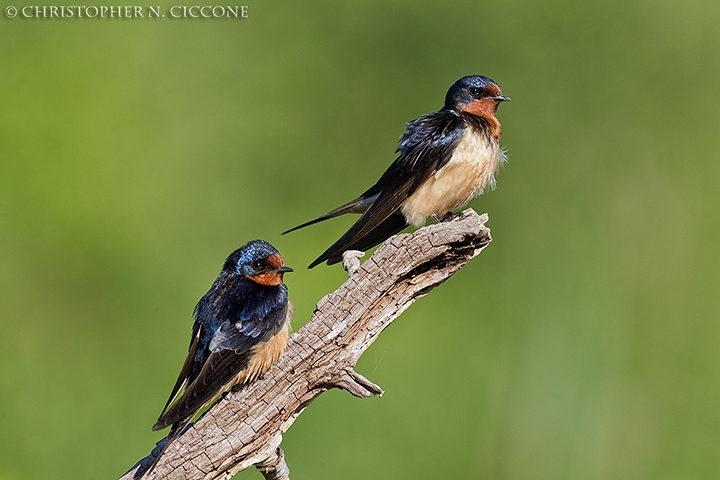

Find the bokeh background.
xmin=2 ymin=0 xmax=720 ymax=478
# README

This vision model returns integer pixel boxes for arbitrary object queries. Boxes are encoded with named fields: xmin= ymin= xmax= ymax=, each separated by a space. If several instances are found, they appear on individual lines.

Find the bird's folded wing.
xmin=310 ymin=112 xmax=465 ymax=267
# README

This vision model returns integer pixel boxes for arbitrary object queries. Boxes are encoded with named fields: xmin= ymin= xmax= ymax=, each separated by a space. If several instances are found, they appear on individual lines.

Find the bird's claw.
xmin=431 ymin=212 xmax=460 ymax=224
xmin=444 ymin=211 xmax=459 ymax=221
xmin=342 ymin=250 xmax=365 ymax=277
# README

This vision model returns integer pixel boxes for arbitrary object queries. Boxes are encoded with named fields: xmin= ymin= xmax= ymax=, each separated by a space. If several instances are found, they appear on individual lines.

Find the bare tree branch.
xmin=122 ymin=209 xmax=492 ymax=480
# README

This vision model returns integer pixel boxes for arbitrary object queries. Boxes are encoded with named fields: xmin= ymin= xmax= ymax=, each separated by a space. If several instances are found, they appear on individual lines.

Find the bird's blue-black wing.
xmin=309 ymin=111 xmax=466 ymax=267
xmin=153 ymin=284 xmax=289 ymax=431
xmin=208 ymin=290 xmax=289 ymax=353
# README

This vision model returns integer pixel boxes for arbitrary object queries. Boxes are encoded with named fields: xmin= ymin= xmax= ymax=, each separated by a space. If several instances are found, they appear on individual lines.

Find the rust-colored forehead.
xmin=485 ymin=83 xmax=502 ymax=96
xmin=267 ymin=253 xmax=285 ymax=269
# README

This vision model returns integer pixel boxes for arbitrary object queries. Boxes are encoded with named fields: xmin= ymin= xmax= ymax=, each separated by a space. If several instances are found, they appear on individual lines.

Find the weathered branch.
xmin=122 ymin=209 xmax=492 ymax=480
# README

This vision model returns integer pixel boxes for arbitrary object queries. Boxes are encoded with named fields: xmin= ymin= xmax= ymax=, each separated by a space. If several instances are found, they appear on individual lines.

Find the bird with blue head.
xmin=145 ymin=239 xmax=293 ymax=476
xmin=284 ymin=74 xmax=510 ymax=268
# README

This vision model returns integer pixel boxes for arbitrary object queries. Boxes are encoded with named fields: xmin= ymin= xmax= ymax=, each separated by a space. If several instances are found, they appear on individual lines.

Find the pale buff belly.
xmin=401 ymin=129 xmax=504 ymax=227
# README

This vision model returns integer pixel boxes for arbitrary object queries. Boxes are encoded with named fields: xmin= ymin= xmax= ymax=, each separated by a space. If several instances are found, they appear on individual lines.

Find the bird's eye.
xmin=252 ymin=261 xmax=264 ymax=270
xmin=469 ymin=86 xmax=483 ymax=97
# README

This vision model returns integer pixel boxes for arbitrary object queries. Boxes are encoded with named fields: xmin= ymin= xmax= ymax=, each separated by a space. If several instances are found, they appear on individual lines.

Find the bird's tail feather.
xmin=310 ymin=213 xmax=408 ymax=268
xmin=140 ymin=420 xmax=188 ymax=478
xmin=282 ymin=196 xmax=370 ymax=235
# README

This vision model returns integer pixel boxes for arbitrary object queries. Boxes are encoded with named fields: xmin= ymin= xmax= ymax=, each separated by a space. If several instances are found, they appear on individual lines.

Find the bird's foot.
xmin=441 ymin=211 xmax=461 ymax=222
xmin=342 ymin=250 xmax=365 ymax=277
xmin=431 ymin=212 xmax=459 ymax=224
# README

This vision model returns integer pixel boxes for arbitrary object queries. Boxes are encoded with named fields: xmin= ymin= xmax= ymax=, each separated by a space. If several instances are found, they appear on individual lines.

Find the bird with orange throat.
xmin=284 ymin=75 xmax=510 ymax=268
xmin=144 ymin=240 xmax=293 ymax=475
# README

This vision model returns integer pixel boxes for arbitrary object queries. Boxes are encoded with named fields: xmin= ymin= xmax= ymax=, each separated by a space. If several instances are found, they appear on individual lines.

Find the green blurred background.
xmin=2 ymin=0 xmax=720 ymax=478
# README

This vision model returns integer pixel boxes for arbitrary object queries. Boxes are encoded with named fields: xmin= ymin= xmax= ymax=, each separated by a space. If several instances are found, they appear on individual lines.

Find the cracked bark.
xmin=122 ymin=209 xmax=492 ymax=480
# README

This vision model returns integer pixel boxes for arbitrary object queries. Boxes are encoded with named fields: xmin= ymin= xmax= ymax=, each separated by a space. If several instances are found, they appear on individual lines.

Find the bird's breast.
xmin=401 ymin=127 xmax=504 ymax=226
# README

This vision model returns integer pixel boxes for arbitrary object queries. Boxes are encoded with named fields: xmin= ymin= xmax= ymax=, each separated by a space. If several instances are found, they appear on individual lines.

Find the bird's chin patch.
xmin=462 ymin=98 xmax=499 ymax=118
xmin=247 ymin=272 xmax=284 ymax=286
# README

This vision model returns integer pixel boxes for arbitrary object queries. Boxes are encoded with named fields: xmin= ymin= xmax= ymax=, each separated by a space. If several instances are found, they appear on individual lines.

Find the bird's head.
xmin=224 ymin=240 xmax=293 ymax=286
xmin=443 ymin=75 xmax=510 ymax=117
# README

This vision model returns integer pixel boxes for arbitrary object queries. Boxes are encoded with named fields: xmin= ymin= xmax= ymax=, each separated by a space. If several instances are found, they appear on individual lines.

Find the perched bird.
xmin=145 ymin=240 xmax=293 ymax=475
xmin=284 ymin=75 xmax=510 ymax=268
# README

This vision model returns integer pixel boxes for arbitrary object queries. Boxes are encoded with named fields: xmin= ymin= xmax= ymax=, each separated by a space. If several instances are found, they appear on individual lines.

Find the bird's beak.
xmin=275 ymin=266 xmax=294 ymax=273
xmin=494 ymin=95 xmax=511 ymax=102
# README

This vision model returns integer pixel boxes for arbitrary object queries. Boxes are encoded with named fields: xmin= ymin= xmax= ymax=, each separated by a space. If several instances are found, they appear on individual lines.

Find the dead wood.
xmin=122 ymin=209 xmax=492 ymax=480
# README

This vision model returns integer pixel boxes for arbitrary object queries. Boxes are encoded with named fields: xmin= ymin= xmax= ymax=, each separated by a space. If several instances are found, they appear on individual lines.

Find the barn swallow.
xmin=283 ymin=75 xmax=510 ymax=268
xmin=144 ymin=240 xmax=293 ymax=476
